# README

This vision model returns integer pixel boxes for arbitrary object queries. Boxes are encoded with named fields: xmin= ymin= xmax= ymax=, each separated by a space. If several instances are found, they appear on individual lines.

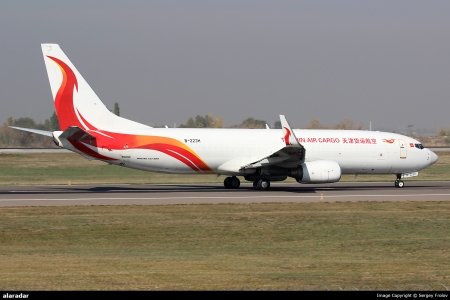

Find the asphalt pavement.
xmin=0 ymin=181 xmax=449 ymax=207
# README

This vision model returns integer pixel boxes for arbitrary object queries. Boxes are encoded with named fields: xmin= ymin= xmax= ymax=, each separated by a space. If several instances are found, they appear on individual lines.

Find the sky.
xmin=1 ymin=1 xmax=450 ymax=134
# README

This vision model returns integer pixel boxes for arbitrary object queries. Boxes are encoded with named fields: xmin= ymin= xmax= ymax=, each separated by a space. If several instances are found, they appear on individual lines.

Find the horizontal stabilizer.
xmin=9 ymin=126 xmax=53 ymax=137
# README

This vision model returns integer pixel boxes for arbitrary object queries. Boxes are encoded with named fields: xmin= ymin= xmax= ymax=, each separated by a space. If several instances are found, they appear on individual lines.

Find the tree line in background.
xmin=0 ymin=103 xmax=121 ymax=148
xmin=177 ymin=114 xmax=364 ymax=130
xmin=178 ymin=114 xmax=275 ymax=129
xmin=438 ymin=127 xmax=450 ymax=137
xmin=304 ymin=118 xmax=364 ymax=130
xmin=0 ymin=112 xmax=60 ymax=148
xmin=2 ymin=107 xmax=449 ymax=147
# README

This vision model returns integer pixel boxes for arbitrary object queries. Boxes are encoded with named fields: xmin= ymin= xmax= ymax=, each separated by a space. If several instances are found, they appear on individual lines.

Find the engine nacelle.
xmin=296 ymin=160 xmax=341 ymax=183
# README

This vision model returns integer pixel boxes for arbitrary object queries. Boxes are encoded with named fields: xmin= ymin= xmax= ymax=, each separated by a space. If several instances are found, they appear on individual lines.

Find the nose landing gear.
xmin=394 ymin=174 xmax=404 ymax=188
xmin=395 ymin=180 xmax=404 ymax=188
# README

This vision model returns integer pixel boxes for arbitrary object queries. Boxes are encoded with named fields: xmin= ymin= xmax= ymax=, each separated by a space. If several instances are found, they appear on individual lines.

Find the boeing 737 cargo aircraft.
xmin=11 ymin=44 xmax=438 ymax=190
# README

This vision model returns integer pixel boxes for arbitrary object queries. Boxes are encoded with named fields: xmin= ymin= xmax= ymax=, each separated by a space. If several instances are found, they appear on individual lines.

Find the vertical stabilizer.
xmin=41 ymin=44 xmax=150 ymax=131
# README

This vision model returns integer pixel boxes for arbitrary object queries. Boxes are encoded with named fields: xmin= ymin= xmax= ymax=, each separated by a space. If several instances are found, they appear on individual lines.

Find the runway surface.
xmin=1 ymin=181 xmax=450 ymax=207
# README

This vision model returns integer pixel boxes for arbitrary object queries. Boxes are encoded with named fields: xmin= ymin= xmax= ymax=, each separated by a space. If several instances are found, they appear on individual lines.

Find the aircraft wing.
xmin=241 ymin=146 xmax=305 ymax=169
xmin=9 ymin=126 xmax=53 ymax=137
xmin=241 ymin=115 xmax=305 ymax=169
xmin=218 ymin=115 xmax=305 ymax=174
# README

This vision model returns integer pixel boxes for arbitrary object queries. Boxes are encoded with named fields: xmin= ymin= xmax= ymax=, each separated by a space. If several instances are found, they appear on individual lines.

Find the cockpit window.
xmin=415 ymin=144 xmax=424 ymax=150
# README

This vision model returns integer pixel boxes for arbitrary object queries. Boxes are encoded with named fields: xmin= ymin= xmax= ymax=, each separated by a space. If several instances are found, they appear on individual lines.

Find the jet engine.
xmin=243 ymin=160 xmax=341 ymax=184
xmin=291 ymin=160 xmax=341 ymax=183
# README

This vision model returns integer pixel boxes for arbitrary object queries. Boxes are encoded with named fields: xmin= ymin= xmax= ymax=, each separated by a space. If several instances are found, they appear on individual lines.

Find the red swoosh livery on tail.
xmin=47 ymin=56 xmax=81 ymax=131
xmin=45 ymin=49 xmax=212 ymax=173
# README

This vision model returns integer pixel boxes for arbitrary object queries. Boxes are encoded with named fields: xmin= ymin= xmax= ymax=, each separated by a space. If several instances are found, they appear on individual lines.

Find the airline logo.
xmin=383 ymin=139 xmax=395 ymax=144
xmin=283 ymin=127 xmax=292 ymax=146
xmin=48 ymin=55 xmax=212 ymax=173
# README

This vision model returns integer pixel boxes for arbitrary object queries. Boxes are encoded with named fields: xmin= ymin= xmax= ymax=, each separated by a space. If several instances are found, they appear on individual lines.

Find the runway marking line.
xmin=2 ymin=193 xmax=450 ymax=202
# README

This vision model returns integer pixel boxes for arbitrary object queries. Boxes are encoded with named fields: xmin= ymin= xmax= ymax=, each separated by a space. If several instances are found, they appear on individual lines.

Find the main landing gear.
xmin=223 ymin=176 xmax=271 ymax=190
xmin=253 ymin=178 xmax=270 ymax=190
xmin=394 ymin=174 xmax=404 ymax=188
xmin=224 ymin=176 xmax=240 ymax=189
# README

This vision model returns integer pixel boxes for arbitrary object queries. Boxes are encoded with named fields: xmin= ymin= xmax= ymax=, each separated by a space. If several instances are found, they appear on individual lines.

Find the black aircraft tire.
xmin=230 ymin=177 xmax=240 ymax=189
xmin=224 ymin=177 xmax=231 ymax=189
xmin=257 ymin=178 xmax=270 ymax=190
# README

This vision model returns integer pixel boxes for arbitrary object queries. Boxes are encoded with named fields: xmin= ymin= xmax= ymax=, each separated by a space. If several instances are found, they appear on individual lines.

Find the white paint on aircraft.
xmin=9 ymin=44 xmax=439 ymax=191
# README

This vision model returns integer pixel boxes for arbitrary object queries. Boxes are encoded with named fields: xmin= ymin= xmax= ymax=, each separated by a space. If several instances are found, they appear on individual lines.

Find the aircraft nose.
xmin=429 ymin=150 xmax=438 ymax=165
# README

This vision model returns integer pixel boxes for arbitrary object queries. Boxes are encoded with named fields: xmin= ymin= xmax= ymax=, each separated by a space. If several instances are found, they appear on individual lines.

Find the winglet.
xmin=280 ymin=115 xmax=301 ymax=147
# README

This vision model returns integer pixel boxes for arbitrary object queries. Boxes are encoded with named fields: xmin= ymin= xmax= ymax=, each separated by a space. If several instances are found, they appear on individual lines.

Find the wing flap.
xmin=241 ymin=153 xmax=290 ymax=169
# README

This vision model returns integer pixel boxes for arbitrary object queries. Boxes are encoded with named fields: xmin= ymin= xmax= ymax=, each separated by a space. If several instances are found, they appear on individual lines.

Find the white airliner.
xmin=11 ymin=44 xmax=438 ymax=190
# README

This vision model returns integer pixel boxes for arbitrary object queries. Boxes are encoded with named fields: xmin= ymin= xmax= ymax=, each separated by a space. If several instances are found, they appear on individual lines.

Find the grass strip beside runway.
xmin=0 ymin=202 xmax=449 ymax=290
xmin=0 ymin=152 xmax=449 ymax=185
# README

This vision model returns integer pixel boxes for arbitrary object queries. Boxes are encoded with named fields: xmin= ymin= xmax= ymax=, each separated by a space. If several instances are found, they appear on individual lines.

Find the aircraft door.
xmin=121 ymin=148 xmax=134 ymax=166
xmin=398 ymin=139 xmax=407 ymax=159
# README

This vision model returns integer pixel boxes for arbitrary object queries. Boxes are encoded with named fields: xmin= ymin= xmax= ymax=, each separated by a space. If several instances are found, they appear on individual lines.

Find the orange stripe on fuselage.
xmin=88 ymin=131 xmax=212 ymax=172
